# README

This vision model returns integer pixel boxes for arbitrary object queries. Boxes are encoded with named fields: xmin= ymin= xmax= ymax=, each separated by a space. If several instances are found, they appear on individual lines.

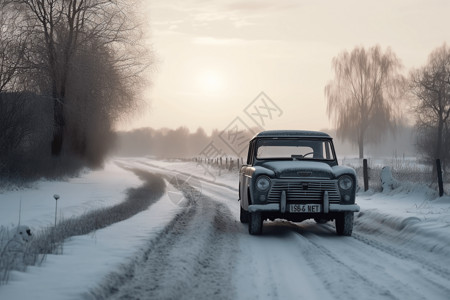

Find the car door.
xmin=240 ymin=139 xmax=256 ymax=209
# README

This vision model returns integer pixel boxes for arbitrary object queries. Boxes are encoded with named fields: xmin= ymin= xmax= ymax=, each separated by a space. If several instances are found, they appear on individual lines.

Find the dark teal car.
xmin=239 ymin=130 xmax=360 ymax=235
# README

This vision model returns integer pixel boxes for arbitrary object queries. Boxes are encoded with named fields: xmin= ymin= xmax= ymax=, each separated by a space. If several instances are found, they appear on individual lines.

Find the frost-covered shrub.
xmin=380 ymin=167 xmax=399 ymax=192
xmin=0 ymin=225 xmax=37 ymax=283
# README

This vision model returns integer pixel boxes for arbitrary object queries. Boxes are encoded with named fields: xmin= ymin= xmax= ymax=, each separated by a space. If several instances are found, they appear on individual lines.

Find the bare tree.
xmin=15 ymin=0 xmax=150 ymax=156
xmin=0 ymin=0 xmax=27 ymax=92
xmin=64 ymin=37 xmax=145 ymax=166
xmin=410 ymin=44 xmax=450 ymax=170
xmin=0 ymin=1 xmax=31 ymax=173
xmin=325 ymin=45 xmax=405 ymax=158
xmin=0 ymin=0 xmax=151 ymax=179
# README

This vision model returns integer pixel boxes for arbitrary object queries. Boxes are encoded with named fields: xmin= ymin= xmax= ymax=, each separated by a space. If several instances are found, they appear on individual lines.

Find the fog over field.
xmin=114 ymin=124 xmax=417 ymax=159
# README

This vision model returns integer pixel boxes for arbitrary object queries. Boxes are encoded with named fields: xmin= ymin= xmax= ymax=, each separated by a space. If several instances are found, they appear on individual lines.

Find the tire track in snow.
xmin=134 ymin=160 xmax=238 ymax=193
xmin=300 ymin=235 xmax=402 ymax=300
xmin=352 ymin=232 xmax=450 ymax=282
xmin=268 ymin=221 xmax=399 ymax=300
xmin=349 ymin=214 xmax=450 ymax=284
xmin=351 ymin=210 xmax=450 ymax=292
xmin=296 ymin=221 xmax=450 ymax=300
xmin=88 ymin=173 xmax=240 ymax=300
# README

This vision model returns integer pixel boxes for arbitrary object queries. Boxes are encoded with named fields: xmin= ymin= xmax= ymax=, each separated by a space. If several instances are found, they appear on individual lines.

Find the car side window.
xmin=247 ymin=140 xmax=256 ymax=165
xmin=323 ymin=141 xmax=332 ymax=159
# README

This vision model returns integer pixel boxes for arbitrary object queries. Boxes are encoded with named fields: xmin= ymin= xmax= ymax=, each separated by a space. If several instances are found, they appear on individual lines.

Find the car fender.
xmin=332 ymin=165 xmax=357 ymax=178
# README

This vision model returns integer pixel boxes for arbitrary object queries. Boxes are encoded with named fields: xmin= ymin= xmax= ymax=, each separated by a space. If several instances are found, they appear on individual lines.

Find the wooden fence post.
xmin=363 ymin=159 xmax=369 ymax=192
xmin=436 ymin=159 xmax=444 ymax=197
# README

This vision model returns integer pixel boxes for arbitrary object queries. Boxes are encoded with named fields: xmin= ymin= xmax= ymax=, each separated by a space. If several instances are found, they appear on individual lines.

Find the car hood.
xmin=259 ymin=160 xmax=334 ymax=179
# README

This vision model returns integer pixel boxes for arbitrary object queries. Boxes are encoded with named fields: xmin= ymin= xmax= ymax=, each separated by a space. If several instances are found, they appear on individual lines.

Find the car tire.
xmin=240 ymin=206 xmax=249 ymax=223
xmin=335 ymin=212 xmax=354 ymax=236
xmin=248 ymin=212 xmax=263 ymax=235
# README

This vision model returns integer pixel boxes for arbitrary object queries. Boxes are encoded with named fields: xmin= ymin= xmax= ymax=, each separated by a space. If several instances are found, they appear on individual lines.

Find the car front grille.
xmin=267 ymin=179 xmax=341 ymax=203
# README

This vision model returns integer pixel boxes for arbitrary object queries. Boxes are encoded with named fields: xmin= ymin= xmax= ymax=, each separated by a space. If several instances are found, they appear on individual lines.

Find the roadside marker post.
xmin=436 ymin=159 xmax=444 ymax=197
xmin=363 ymin=159 xmax=369 ymax=192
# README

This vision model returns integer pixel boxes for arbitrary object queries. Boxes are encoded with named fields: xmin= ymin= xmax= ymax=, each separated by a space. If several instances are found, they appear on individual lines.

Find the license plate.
xmin=289 ymin=204 xmax=321 ymax=213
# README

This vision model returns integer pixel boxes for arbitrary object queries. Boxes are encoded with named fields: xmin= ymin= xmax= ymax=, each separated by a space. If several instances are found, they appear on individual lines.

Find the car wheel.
xmin=248 ymin=212 xmax=263 ymax=235
xmin=335 ymin=212 xmax=354 ymax=236
xmin=240 ymin=206 xmax=249 ymax=223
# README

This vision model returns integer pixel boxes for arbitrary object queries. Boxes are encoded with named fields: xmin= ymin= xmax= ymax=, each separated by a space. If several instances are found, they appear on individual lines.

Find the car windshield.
xmin=255 ymin=138 xmax=335 ymax=161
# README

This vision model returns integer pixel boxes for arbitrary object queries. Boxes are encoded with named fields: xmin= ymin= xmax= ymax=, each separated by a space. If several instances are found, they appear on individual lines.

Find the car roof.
xmin=253 ymin=130 xmax=332 ymax=139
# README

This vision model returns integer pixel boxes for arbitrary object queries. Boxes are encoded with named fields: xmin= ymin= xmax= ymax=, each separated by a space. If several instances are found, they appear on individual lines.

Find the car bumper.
xmin=248 ymin=203 xmax=360 ymax=213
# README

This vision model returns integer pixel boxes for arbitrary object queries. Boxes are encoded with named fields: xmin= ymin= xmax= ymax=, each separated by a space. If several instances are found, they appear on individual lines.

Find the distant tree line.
xmin=115 ymin=127 xmax=258 ymax=159
xmin=115 ymin=127 xmax=211 ymax=158
xmin=325 ymin=44 xmax=450 ymax=171
xmin=0 ymin=0 xmax=151 ymax=181
xmin=114 ymin=125 xmax=417 ymax=160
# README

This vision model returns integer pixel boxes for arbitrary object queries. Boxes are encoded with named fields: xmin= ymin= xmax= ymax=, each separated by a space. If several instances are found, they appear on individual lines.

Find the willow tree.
xmin=325 ymin=45 xmax=405 ymax=158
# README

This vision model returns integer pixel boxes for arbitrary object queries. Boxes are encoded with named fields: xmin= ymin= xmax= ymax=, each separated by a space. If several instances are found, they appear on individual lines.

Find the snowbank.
xmin=0 ymin=182 xmax=182 ymax=299
xmin=0 ymin=161 xmax=143 ymax=231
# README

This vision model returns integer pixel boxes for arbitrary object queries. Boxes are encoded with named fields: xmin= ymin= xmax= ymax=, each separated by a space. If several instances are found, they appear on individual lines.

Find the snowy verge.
xmin=1 ymin=165 xmax=166 ymax=284
xmin=0 ymin=161 xmax=143 ymax=231
xmin=0 ymin=183 xmax=182 ymax=299
xmin=356 ymin=175 xmax=450 ymax=267
xmin=355 ymin=209 xmax=450 ymax=257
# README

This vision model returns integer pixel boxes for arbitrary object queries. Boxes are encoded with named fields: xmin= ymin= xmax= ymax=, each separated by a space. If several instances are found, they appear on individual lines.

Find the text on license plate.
xmin=289 ymin=204 xmax=321 ymax=213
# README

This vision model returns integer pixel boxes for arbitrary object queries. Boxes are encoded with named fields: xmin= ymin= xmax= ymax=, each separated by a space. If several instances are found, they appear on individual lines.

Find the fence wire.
xmin=342 ymin=158 xmax=448 ymax=195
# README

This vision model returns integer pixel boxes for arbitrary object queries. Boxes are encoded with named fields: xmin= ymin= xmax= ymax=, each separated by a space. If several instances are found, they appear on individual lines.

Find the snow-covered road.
xmin=91 ymin=159 xmax=450 ymax=300
xmin=92 ymin=179 xmax=240 ymax=299
xmin=1 ymin=157 xmax=450 ymax=300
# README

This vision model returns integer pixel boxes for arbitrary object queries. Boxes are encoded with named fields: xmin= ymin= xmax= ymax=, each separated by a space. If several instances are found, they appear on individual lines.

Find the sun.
xmin=197 ymin=70 xmax=223 ymax=94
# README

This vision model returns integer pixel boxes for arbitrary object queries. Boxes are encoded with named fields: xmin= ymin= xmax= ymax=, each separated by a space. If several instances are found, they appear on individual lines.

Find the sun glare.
xmin=197 ymin=70 xmax=223 ymax=94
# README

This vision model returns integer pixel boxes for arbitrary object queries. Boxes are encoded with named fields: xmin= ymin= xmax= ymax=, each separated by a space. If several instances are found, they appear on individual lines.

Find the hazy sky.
xmin=119 ymin=0 xmax=450 ymax=133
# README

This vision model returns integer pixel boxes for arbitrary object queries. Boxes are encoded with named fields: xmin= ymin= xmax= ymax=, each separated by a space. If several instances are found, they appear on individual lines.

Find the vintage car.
xmin=239 ymin=130 xmax=360 ymax=235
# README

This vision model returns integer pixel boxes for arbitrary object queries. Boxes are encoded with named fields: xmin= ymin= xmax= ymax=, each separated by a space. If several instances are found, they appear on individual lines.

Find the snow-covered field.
xmin=1 ymin=157 xmax=450 ymax=299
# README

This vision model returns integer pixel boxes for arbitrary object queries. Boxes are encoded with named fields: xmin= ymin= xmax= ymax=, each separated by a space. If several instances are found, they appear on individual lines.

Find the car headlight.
xmin=338 ymin=175 xmax=353 ymax=190
xmin=256 ymin=176 xmax=271 ymax=191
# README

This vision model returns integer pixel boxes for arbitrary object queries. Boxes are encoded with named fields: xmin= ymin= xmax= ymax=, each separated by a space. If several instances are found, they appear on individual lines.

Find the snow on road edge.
xmin=0 ymin=182 xmax=182 ymax=300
